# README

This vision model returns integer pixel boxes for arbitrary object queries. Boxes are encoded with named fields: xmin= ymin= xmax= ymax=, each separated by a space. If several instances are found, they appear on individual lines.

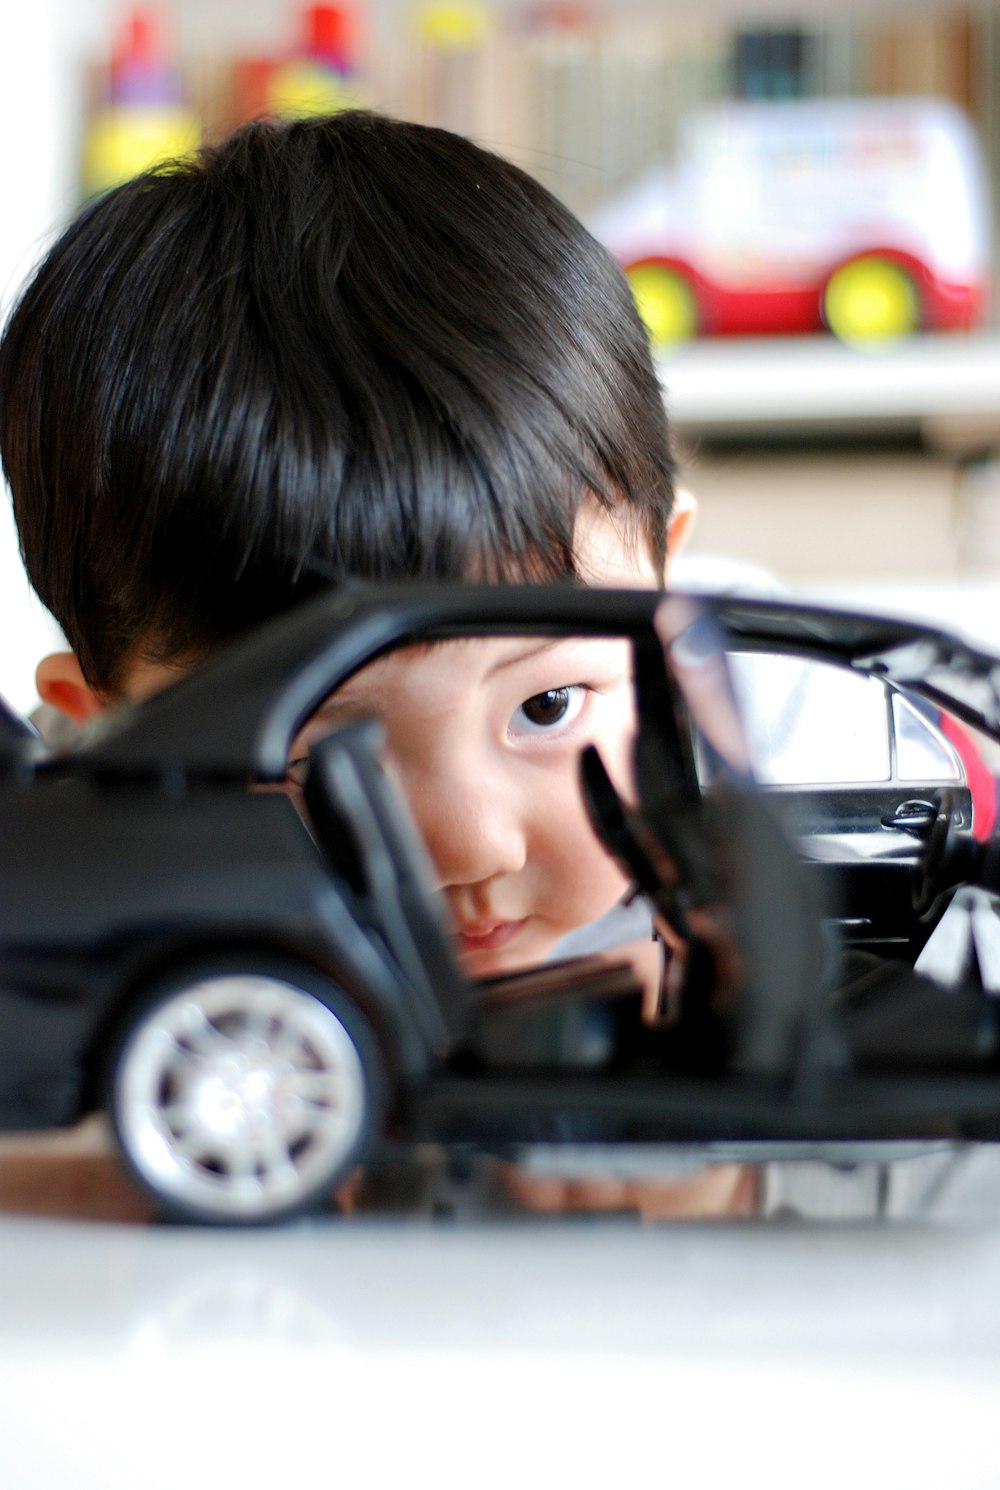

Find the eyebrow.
xmin=306 ymin=637 xmax=572 ymax=726
xmin=483 ymin=637 xmax=562 ymax=678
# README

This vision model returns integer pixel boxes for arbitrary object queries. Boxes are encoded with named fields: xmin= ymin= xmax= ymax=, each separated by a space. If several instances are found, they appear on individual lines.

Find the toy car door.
xmin=724 ymin=649 xmax=974 ymax=958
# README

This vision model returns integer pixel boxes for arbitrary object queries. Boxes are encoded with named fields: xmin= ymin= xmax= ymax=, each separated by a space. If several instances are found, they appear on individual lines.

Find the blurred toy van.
xmin=591 ymin=97 xmax=991 ymax=344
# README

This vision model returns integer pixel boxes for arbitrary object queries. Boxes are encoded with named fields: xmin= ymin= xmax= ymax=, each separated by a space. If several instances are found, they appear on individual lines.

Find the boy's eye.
xmin=510 ymin=686 xmax=587 ymax=735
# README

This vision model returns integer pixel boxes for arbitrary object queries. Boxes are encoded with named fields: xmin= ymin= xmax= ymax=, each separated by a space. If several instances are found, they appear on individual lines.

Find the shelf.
xmin=659 ymin=334 xmax=1000 ymax=451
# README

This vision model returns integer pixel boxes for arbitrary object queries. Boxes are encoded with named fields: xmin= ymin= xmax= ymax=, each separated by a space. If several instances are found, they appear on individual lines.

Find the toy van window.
xmin=727 ymin=652 xmax=891 ymax=786
xmin=892 ymin=693 xmax=962 ymax=782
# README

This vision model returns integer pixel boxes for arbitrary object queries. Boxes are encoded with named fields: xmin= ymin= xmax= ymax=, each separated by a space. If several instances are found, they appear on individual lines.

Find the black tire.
xmin=109 ymin=960 xmax=382 ymax=1225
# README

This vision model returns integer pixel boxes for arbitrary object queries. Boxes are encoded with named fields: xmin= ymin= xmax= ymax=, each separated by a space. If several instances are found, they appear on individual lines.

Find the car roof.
xmin=710 ymin=594 xmax=1000 ymax=737
xmin=71 ymin=584 xmax=1000 ymax=782
xmin=79 ymin=584 xmax=663 ymax=780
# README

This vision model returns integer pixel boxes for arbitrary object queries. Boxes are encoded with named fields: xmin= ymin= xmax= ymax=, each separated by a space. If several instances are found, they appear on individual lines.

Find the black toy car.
xmin=1 ymin=583 xmax=998 ymax=1225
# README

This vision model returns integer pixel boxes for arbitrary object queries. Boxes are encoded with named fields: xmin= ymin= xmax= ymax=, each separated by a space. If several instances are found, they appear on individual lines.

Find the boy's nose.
xmin=403 ymin=765 xmax=528 ymax=890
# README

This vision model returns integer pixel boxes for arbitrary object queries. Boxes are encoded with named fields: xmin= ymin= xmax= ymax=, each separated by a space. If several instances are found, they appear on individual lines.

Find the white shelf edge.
xmin=658 ymin=334 xmax=1000 ymax=438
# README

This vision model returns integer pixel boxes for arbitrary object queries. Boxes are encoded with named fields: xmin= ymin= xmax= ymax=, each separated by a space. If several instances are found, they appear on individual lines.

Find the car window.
xmin=727 ymin=652 xmax=891 ymax=785
xmin=893 ymin=693 xmax=962 ymax=782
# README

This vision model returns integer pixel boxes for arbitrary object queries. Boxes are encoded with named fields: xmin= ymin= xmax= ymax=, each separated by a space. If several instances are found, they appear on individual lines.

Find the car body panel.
xmin=0 ymin=776 xmax=451 ymax=1127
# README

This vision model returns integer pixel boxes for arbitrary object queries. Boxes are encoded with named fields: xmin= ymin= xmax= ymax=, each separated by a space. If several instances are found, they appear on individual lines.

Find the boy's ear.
xmin=35 ymin=652 xmax=108 ymax=725
xmin=665 ymin=487 xmax=697 ymax=575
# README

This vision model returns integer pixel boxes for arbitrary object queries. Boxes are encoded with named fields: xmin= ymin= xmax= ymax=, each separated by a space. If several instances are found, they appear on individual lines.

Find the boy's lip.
xmin=454 ymin=919 xmax=527 ymax=955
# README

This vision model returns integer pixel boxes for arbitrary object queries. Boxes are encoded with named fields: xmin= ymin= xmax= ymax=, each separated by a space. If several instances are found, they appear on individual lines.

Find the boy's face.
xmin=293 ymin=632 xmax=637 ymax=975
xmin=43 ymin=505 xmax=668 ymax=978
xmin=289 ymin=508 xmax=662 ymax=976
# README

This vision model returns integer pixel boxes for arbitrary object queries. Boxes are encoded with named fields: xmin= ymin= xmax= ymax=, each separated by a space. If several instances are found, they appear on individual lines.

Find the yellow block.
xmin=83 ymin=108 xmax=201 ymax=196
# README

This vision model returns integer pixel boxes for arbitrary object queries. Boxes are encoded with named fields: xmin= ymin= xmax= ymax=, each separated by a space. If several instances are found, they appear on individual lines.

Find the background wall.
xmin=0 ymin=0 xmax=103 ymax=711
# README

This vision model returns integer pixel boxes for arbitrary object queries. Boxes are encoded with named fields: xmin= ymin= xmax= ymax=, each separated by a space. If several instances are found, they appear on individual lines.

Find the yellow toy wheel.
xmin=822 ymin=257 xmax=920 ymax=344
xmin=626 ymin=264 xmax=698 ymax=346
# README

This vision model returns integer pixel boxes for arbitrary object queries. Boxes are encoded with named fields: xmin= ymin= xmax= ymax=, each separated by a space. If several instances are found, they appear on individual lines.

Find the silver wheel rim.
xmin=115 ymin=974 xmax=368 ymax=1220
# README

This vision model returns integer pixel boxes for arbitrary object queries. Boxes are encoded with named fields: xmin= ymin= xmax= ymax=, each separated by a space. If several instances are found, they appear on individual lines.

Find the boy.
xmin=0 ymin=110 xmax=694 ymax=974
xmin=0 ymin=111 xmax=740 ymax=1218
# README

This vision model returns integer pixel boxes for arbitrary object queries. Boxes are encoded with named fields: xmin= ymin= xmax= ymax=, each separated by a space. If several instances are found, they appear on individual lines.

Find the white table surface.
xmin=2 ymin=1203 xmax=1000 ymax=1490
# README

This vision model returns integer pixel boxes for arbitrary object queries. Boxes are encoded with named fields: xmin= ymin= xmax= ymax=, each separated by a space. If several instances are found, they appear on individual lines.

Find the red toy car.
xmin=591 ymin=98 xmax=991 ymax=345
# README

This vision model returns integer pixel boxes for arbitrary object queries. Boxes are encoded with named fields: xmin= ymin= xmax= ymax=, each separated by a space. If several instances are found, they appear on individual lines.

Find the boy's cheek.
xmin=581 ymin=712 xmax=641 ymax=808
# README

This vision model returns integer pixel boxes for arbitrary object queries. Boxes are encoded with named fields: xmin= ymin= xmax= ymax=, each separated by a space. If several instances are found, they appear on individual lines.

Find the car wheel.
xmin=109 ymin=963 xmax=382 ymax=1224
xmin=822 ymin=256 xmax=920 ymax=344
xmin=625 ymin=263 xmax=698 ymax=345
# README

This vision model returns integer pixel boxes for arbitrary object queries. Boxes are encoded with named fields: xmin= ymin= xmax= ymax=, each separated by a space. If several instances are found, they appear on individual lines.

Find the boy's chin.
xmin=454 ymin=925 xmax=536 ymax=980
xmin=453 ymin=915 xmax=606 ymax=981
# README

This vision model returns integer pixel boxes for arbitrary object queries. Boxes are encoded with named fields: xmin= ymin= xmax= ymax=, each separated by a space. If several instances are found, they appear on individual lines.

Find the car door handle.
xmin=880 ymin=799 xmax=937 ymax=835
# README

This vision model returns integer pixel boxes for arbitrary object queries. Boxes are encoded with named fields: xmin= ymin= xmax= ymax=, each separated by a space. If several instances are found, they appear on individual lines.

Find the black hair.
xmin=0 ymin=111 xmax=675 ymax=694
